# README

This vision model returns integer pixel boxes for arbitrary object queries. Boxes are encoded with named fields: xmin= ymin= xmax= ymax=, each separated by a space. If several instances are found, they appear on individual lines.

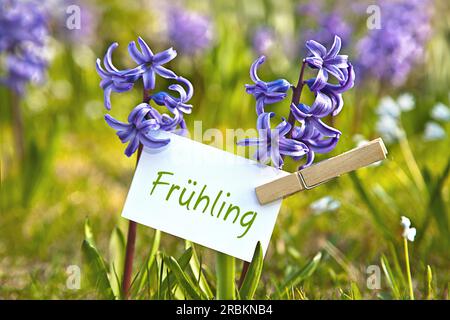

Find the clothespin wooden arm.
xmin=255 ymin=138 xmax=388 ymax=205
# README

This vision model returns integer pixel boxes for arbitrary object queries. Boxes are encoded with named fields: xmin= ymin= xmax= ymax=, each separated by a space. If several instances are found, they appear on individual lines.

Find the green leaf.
xmin=185 ymin=241 xmax=214 ymax=299
xmin=381 ymin=255 xmax=401 ymax=299
xmin=163 ymin=252 xmax=206 ymax=300
xmin=82 ymin=239 xmax=114 ymax=299
xmin=426 ymin=265 xmax=433 ymax=300
xmin=216 ymin=252 xmax=235 ymax=300
xmin=350 ymin=282 xmax=362 ymax=300
xmin=109 ymin=226 xmax=125 ymax=299
xmin=281 ymin=252 xmax=322 ymax=293
xmin=349 ymin=172 xmax=394 ymax=242
xmin=239 ymin=242 xmax=263 ymax=300
xmin=156 ymin=247 xmax=193 ymax=299
xmin=84 ymin=218 xmax=95 ymax=246
xmin=135 ymin=230 xmax=161 ymax=294
xmin=82 ymin=219 xmax=114 ymax=299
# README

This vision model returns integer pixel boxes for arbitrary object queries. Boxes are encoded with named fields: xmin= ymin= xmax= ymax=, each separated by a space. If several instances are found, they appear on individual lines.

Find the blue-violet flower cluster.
xmin=239 ymin=35 xmax=355 ymax=169
xmin=96 ymin=37 xmax=194 ymax=157
xmin=356 ymin=0 xmax=432 ymax=86
xmin=0 ymin=0 xmax=49 ymax=94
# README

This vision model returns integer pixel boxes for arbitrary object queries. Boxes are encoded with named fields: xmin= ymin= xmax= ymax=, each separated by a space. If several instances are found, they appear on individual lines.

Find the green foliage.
xmin=239 ymin=242 xmax=264 ymax=300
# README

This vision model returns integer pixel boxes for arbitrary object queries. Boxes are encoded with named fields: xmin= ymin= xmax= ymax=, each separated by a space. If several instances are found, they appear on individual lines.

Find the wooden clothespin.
xmin=256 ymin=138 xmax=388 ymax=205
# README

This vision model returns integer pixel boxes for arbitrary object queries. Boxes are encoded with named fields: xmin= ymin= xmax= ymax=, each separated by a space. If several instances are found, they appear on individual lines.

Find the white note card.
xmin=121 ymin=132 xmax=288 ymax=261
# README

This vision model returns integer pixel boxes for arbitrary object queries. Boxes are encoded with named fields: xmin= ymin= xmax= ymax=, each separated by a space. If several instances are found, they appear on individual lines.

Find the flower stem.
xmin=403 ymin=237 xmax=414 ymax=300
xmin=122 ymin=89 xmax=151 ymax=300
xmin=287 ymin=60 xmax=307 ymax=138
xmin=10 ymin=91 xmax=25 ymax=162
xmin=216 ymin=252 xmax=236 ymax=299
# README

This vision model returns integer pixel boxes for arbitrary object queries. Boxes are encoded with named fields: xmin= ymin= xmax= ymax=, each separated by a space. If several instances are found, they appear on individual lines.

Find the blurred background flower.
xmin=166 ymin=6 xmax=214 ymax=56
xmin=356 ymin=0 xmax=432 ymax=87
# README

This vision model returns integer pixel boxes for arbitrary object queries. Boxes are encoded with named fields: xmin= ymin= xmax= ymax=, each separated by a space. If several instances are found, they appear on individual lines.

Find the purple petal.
xmin=105 ymin=114 xmax=129 ymax=130
xmin=275 ymin=118 xmax=291 ymax=136
xmin=103 ymin=42 xmax=119 ymax=73
xmin=128 ymin=41 xmax=146 ymax=64
xmin=103 ymin=86 xmax=112 ymax=110
xmin=124 ymin=134 xmax=140 ymax=157
xmin=177 ymin=76 xmax=194 ymax=101
xmin=298 ymin=151 xmax=315 ymax=169
xmin=256 ymin=112 xmax=273 ymax=130
xmin=325 ymin=35 xmax=342 ymax=59
xmin=325 ymin=65 xmax=346 ymax=81
xmin=250 ymin=56 xmax=265 ymax=83
xmin=128 ymin=103 xmax=150 ymax=123
xmin=310 ymin=117 xmax=341 ymax=136
xmin=137 ymin=37 xmax=154 ymax=60
xmin=152 ymin=48 xmax=177 ymax=65
xmin=143 ymin=71 xmax=155 ymax=90
xmin=138 ymin=132 xmax=170 ymax=149
xmin=326 ymin=55 xmax=348 ymax=68
xmin=306 ymin=40 xmax=326 ymax=57
xmin=154 ymin=65 xmax=177 ymax=79
xmin=308 ymin=136 xmax=340 ymax=153
xmin=309 ymin=68 xmax=328 ymax=92
xmin=237 ymin=138 xmax=261 ymax=146
xmin=310 ymin=92 xmax=333 ymax=117
xmin=95 ymin=58 xmax=109 ymax=78
xmin=290 ymin=103 xmax=308 ymax=121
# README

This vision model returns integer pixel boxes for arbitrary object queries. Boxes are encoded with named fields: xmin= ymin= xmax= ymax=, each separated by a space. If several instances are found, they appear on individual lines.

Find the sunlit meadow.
xmin=1 ymin=0 xmax=449 ymax=300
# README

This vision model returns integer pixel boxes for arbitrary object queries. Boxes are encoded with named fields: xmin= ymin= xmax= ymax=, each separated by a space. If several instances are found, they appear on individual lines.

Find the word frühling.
xmin=150 ymin=171 xmax=258 ymax=238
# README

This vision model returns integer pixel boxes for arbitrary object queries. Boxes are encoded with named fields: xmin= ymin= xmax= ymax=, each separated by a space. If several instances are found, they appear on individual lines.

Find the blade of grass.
xmin=163 ymin=253 xmax=206 ymax=300
xmin=136 ymin=230 xmax=161 ymax=294
xmin=153 ymin=247 xmax=193 ymax=299
xmin=185 ymin=241 xmax=214 ymax=299
xmin=109 ymin=226 xmax=125 ymax=299
xmin=380 ymin=254 xmax=401 ymax=299
xmin=426 ymin=265 xmax=433 ymax=300
xmin=280 ymin=252 xmax=322 ymax=296
xmin=82 ymin=219 xmax=114 ymax=299
xmin=239 ymin=242 xmax=263 ymax=300
xmin=350 ymin=172 xmax=394 ymax=242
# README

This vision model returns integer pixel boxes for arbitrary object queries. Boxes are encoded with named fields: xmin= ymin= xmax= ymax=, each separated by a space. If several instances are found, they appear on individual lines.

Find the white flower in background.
xmin=397 ymin=93 xmax=415 ymax=112
xmin=376 ymin=115 xmax=404 ymax=143
xmin=375 ymin=94 xmax=414 ymax=144
xmin=310 ymin=196 xmax=341 ymax=215
xmin=376 ymin=96 xmax=401 ymax=118
xmin=423 ymin=122 xmax=446 ymax=141
xmin=400 ymin=216 xmax=416 ymax=242
xmin=431 ymin=102 xmax=450 ymax=122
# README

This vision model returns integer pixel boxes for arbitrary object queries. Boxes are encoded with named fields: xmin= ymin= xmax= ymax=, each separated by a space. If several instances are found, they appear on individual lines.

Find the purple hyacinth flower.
xmin=245 ymin=56 xmax=291 ymax=114
xmin=104 ymin=103 xmax=174 ymax=157
xmin=237 ymin=112 xmax=308 ymax=168
xmin=305 ymin=35 xmax=349 ymax=92
xmin=96 ymin=38 xmax=178 ymax=110
xmin=167 ymin=7 xmax=213 ymax=55
xmin=306 ymin=63 xmax=355 ymax=116
xmin=151 ymin=76 xmax=194 ymax=114
xmin=291 ymin=124 xmax=340 ymax=169
xmin=0 ymin=0 xmax=49 ymax=94
xmin=127 ymin=37 xmax=177 ymax=89
xmin=356 ymin=0 xmax=431 ymax=86
xmin=252 ymin=27 xmax=275 ymax=55
xmin=290 ymin=103 xmax=342 ymax=137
